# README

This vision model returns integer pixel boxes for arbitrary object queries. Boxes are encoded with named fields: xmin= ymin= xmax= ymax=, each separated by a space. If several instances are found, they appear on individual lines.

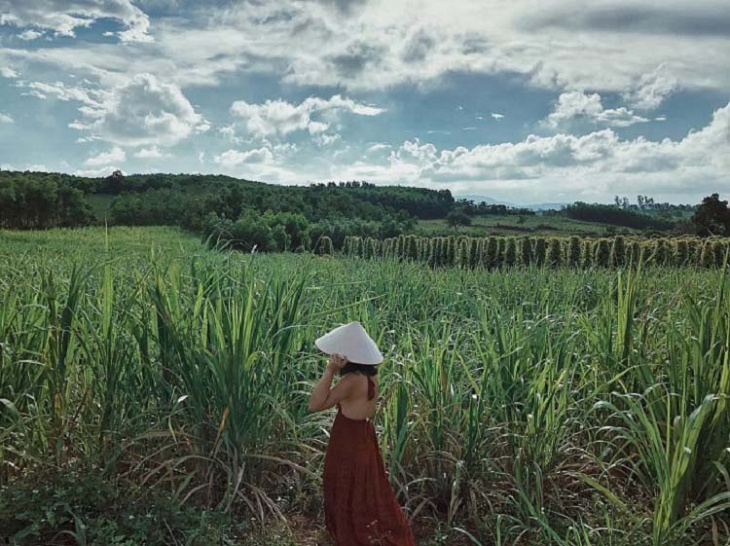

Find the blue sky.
xmin=1 ymin=0 xmax=729 ymax=205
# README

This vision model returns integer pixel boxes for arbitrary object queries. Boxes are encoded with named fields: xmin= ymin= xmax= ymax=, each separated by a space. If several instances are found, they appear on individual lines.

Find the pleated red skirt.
xmin=323 ymin=392 xmax=415 ymax=545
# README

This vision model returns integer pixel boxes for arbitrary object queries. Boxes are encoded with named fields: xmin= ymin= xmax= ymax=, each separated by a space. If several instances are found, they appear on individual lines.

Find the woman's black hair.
xmin=339 ymin=362 xmax=378 ymax=377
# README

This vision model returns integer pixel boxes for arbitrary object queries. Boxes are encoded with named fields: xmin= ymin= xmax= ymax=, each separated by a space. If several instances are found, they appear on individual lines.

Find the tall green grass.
xmin=1 ymin=227 xmax=729 ymax=545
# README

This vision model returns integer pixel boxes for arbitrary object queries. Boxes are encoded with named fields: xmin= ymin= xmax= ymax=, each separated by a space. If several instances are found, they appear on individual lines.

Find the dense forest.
xmin=1 ymin=169 xmax=725 ymax=252
xmin=0 ymin=172 xmax=95 ymax=229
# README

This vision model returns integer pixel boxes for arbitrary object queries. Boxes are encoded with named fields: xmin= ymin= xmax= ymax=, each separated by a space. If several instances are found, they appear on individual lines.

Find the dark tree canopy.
xmin=565 ymin=202 xmax=674 ymax=231
xmin=446 ymin=209 xmax=472 ymax=227
xmin=692 ymin=193 xmax=730 ymax=237
xmin=0 ymin=171 xmax=94 ymax=229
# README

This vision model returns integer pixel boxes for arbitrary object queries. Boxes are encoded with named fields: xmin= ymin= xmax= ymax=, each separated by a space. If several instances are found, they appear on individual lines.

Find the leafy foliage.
xmin=0 ymin=466 xmax=248 ymax=546
xmin=692 ymin=193 xmax=730 ymax=236
xmin=565 ymin=202 xmax=675 ymax=231
xmin=0 ymin=171 xmax=94 ymax=228
xmin=446 ymin=209 xmax=472 ymax=227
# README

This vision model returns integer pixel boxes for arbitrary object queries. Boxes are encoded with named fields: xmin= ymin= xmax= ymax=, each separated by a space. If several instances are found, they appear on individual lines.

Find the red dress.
xmin=323 ymin=376 xmax=416 ymax=545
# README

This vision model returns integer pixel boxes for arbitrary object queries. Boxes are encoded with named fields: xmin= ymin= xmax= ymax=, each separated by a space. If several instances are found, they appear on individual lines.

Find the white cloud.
xmin=21 ymin=75 xmax=208 ymax=149
xmin=491 ymin=113 xmax=505 ymax=120
xmin=307 ymin=121 xmax=329 ymax=135
xmin=0 ymin=0 xmax=151 ymax=43
xmin=23 ymin=80 xmax=101 ymax=104
xmin=230 ymin=94 xmax=384 ymax=139
xmin=18 ymin=29 xmax=44 ymax=41
xmin=214 ymin=148 xmax=274 ymax=168
xmin=0 ymin=67 xmax=19 ymax=78
xmin=0 ymin=163 xmax=50 ymax=172
xmin=133 ymin=146 xmax=169 ymax=159
xmin=211 ymin=141 xmax=299 ymax=179
xmin=218 ymin=124 xmax=238 ymax=140
xmin=367 ymin=143 xmax=391 ymax=152
xmin=84 ymin=146 xmax=126 ymax=166
xmin=624 ymin=64 xmax=678 ymax=110
xmin=0 ymin=112 xmax=13 ymax=123
xmin=73 ymin=166 xmax=123 ymax=177
xmin=314 ymin=133 xmax=342 ymax=147
xmin=70 ymin=73 xmax=209 ymax=147
xmin=543 ymin=91 xmax=650 ymax=130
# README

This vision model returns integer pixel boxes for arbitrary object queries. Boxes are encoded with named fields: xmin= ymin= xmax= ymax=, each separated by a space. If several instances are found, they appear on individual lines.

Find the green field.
xmin=1 ymin=227 xmax=729 ymax=546
xmin=416 ymin=214 xmax=642 ymax=237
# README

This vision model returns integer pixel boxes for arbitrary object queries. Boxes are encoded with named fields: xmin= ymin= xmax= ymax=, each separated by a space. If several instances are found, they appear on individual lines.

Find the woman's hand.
xmin=327 ymin=353 xmax=348 ymax=372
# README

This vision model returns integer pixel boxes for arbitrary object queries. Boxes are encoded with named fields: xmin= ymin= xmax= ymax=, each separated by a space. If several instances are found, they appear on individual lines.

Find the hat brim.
xmin=314 ymin=329 xmax=383 ymax=365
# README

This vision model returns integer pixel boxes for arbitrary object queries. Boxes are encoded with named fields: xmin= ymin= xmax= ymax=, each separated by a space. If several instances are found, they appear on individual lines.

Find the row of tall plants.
xmin=343 ymin=234 xmax=730 ymax=269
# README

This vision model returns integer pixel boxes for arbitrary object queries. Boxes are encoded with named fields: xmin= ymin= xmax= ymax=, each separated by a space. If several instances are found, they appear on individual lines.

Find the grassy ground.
xmin=1 ymin=227 xmax=729 ymax=546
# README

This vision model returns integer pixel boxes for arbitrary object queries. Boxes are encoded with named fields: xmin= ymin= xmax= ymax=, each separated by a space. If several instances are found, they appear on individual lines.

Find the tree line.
xmin=3 ymin=170 xmax=730 ymax=241
xmin=0 ymin=170 xmax=446 ymax=232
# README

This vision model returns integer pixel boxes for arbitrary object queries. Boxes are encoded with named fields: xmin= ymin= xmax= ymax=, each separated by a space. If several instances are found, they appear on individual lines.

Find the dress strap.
xmin=366 ymin=376 xmax=375 ymax=401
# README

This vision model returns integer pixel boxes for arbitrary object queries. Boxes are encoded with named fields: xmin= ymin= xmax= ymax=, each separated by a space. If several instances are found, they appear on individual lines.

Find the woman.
xmin=308 ymin=321 xmax=416 ymax=546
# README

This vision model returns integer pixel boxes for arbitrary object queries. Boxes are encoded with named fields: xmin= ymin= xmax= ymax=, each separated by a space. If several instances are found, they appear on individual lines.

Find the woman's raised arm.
xmin=308 ymin=354 xmax=352 ymax=412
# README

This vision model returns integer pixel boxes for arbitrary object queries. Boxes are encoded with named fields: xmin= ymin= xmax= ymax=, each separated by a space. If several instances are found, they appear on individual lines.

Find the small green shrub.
xmin=485 ymin=237 xmax=498 ymax=269
xmin=568 ymin=236 xmax=581 ymax=267
xmin=534 ymin=238 xmax=547 ymax=267
xmin=547 ymin=238 xmax=562 ymax=268
xmin=611 ymin=236 xmax=626 ymax=267
xmin=0 ymin=468 xmax=248 ymax=546
xmin=315 ymin=235 xmax=334 ymax=256
xmin=520 ymin=237 xmax=532 ymax=267
xmin=674 ymin=240 xmax=689 ymax=267
xmin=582 ymin=240 xmax=593 ymax=268
xmin=595 ymin=239 xmax=611 ymax=267
xmin=504 ymin=238 xmax=517 ymax=267
xmin=700 ymin=241 xmax=715 ymax=268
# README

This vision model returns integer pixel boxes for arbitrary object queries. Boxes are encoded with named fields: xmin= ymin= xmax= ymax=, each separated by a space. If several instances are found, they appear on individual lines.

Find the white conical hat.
xmin=315 ymin=321 xmax=383 ymax=365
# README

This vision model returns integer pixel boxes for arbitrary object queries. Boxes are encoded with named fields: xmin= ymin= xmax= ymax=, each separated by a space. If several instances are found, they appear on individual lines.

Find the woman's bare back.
xmin=338 ymin=372 xmax=378 ymax=420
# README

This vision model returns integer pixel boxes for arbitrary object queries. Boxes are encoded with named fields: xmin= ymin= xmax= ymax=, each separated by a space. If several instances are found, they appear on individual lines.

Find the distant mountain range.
xmin=455 ymin=194 xmax=568 ymax=211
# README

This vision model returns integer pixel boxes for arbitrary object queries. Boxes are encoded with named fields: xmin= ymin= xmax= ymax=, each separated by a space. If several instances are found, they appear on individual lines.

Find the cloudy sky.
xmin=1 ymin=0 xmax=729 ymax=205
